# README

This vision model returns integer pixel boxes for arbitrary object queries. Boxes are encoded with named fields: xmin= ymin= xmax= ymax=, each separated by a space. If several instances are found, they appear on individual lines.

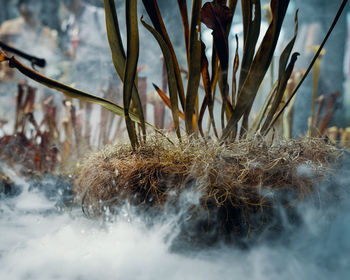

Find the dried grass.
xmin=74 ymin=135 xmax=341 ymax=246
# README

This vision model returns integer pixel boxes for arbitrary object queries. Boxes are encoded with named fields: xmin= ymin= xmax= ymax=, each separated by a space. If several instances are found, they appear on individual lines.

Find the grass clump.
xmin=75 ymin=135 xmax=341 ymax=247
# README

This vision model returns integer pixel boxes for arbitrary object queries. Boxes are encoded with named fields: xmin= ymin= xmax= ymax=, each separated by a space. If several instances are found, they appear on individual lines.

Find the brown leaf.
xmin=185 ymin=0 xmax=202 ymax=135
xmin=0 ymin=49 xmax=9 ymax=62
xmin=201 ymin=2 xmax=233 ymax=74
xmin=153 ymin=83 xmax=185 ymax=120
xmin=201 ymin=2 xmax=233 ymax=30
xmin=199 ymin=40 xmax=218 ymax=138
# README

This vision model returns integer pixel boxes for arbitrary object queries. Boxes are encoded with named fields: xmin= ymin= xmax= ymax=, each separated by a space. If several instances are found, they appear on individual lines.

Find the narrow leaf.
xmin=153 ymin=83 xmax=185 ymax=120
xmin=124 ymin=0 xmax=140 ymax=148
xmin=222 ymin=0 xmax=290 ymax=141
xmin=238 ymin=0 xmax=261 ymax=135
xmin=177 ymin=0 xmax=190 ymax=63
xmin=185 ymin=0 xmax=202 ymax=134
xmin=199 ymin=41 xmax=218 ymax=138
xmin=141 ymin=16 xmax=181 ymax=139
xmin=248 ymin=81 xmax=278 ymax=136
xmin=142 ymin=0 xmax=186 ymax=110
xmin=261 ymin=52 xmax=299 ymax=135
xmin=103 ymin=0 xmax=125 ymax=78
xmin=238 ymin=0 xmax=261 ymax=93
xmin=260 ymin=10 xmax=299 ymax=134
xmin=231 ymin=34 xmax=239 ymax=106
xmin=103 ymin=0 xmax=146 ymax=144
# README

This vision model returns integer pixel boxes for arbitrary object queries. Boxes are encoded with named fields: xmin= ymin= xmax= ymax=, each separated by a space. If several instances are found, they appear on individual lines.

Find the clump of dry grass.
xmin=75 ymin=135 xmax=341 ymax=246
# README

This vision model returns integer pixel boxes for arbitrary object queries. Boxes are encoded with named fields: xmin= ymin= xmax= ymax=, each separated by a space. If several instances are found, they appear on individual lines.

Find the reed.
xmin=1 ymin=0 xmax=348 ymax=144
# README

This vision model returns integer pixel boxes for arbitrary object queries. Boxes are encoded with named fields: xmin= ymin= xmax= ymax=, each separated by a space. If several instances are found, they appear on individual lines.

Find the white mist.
xmin=1 ymin=167 xmax=350 ymax=280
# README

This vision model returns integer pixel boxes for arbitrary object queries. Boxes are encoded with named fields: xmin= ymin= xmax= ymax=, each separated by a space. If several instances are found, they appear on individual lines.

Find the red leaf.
xmin=201 ymin=2 xmax=233 ymax=31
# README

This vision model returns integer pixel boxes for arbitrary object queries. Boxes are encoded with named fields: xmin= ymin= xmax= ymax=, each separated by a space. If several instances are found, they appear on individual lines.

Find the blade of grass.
xmin=221 ymin=0 xmax=290 ymax=141
xmin=261 ymin=52 xmax=299 ymax=135
xmin=103 ymin=0 xmax=126 ymax=79
xmin=177 ymin=0 xmax=190 ymax=63
xmin=231 ymin=34 xmax=239 ymax=107
xmin=199 ymin=41 xmax=218 ymax=138
xmin=141 ymin=16 xmax=181 ymax=139
xmin=239 ymin=0 xmax=261 ymax=135
xmin=142 ymin=0 xmax=186 ymax=111
xmin=260 ymin=10 xmax=299 ymax=134
xmin=238 ymin=0 xmax=261 ymax=93
xmin=230 ymin=35 xmax=240 ymax=140
xmin=185 ymin=0 xmax=202 ymax=135
xmin=124 ymin=0 xmax=140 ymax=148
xmin=103 ymin=0 xmax=146 ymax=145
